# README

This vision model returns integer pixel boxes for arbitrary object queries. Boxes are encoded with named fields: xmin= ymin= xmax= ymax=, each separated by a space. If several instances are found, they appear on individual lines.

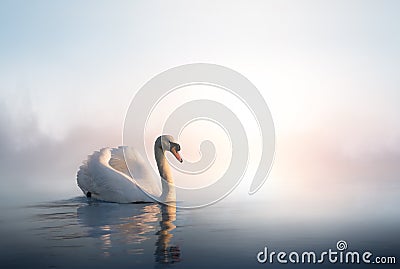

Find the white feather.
xmin=77 ymin=147 xmax=160 ymax=203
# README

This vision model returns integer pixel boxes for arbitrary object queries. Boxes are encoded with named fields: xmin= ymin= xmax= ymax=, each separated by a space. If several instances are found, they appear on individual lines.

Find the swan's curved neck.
xmin=154 ymin=146 xmax=175 ymax=201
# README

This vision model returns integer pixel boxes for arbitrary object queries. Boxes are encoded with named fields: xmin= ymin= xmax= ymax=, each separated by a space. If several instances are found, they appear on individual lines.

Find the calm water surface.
xmin=0 ymin=195 xmax=399 ymax=269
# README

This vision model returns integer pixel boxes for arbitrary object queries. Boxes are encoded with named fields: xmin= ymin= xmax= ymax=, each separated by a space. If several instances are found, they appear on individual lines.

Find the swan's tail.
xmin=76 ymin=150 xmax=104 ymax=197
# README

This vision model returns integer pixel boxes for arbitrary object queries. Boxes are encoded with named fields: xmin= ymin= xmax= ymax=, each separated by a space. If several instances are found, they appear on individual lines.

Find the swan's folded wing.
xmin=77 ymin=148 xmax=153 ymax=203
xmin=109 ymin=146 xmax=161 ymax=196
xmin=109 ymin=147 xmax=130 ymax=175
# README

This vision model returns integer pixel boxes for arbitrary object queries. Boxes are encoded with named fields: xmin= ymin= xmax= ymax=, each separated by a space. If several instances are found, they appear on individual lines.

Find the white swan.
xmin=77 ymin=135 xmax=183 ymax=203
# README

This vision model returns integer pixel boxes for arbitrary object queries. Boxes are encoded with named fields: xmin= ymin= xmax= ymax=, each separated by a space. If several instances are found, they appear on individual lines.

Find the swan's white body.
xmin=77 ymin=135 xmax=182 ymax=203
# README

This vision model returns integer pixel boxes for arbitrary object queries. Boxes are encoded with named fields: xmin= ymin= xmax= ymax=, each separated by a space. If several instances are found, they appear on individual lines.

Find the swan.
xmin=77 ymin=135 xmax=183 ymax=203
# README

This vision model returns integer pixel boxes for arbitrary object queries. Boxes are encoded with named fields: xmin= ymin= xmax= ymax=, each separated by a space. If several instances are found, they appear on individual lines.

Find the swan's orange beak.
xmin=171 ymin=147 xmax=183 ymax=163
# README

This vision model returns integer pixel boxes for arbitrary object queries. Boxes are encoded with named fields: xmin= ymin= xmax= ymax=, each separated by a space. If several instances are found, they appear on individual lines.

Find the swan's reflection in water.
xmin=77 ymin=201 xmax=181 ymax=264
xmin=155 ymin=203 xmax=181 ymax=264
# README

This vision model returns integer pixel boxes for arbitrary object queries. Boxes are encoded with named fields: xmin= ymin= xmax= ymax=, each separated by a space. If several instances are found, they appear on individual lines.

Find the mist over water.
xmin=0 ymin=97 xmax=399 ymax=268
xmin=1 ymin=1 xmax=400 ymax=267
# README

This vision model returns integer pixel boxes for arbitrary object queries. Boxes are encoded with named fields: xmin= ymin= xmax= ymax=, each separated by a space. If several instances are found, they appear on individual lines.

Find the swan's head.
xmin=156 ymin=135 xmax=183 ymax=163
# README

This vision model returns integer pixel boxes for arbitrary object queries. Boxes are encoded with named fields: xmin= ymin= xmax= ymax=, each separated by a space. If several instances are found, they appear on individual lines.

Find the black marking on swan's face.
xmin=169 ymin=142 xmax=181 ymax=152
xmin=169 ymin=141 xmax=183 ymax=163
xmin=155 ymin=135 xmax=183 ymax=163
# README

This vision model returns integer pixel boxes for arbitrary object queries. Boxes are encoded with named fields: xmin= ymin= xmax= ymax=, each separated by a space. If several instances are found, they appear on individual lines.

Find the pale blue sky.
xmin=1 ymin=0 xmax=399 ymax=137
xmin=0 ymin=1 xmax=399 ymax=202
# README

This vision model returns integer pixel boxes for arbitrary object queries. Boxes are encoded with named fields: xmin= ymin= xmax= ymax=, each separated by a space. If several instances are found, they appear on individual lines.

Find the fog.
xmin=1 ymin=1 xmax=399 ymax=210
